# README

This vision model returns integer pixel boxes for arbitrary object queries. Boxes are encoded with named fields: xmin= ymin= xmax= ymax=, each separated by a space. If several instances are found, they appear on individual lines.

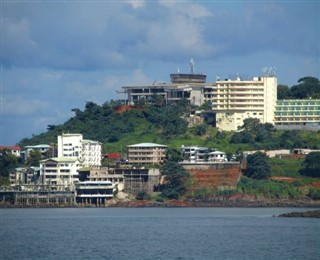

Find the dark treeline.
xmin=277 ymin=77 xmax=320 ymax=99
xmin=19 ymin=99 xmax=189 ymax=148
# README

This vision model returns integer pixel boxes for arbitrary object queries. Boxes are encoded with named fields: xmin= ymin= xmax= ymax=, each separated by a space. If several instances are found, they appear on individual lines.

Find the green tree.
xmin=0 ymin=175 xmax=10 ymax=187
xmin=194 ymin=123 xmax=207 ymax=136
xmin=244 ymin=152 xmax=271 ymax=180
xmin=232 ymin=118 xmax=274 ymax=144
xmin=199 ymin=101 xmax=212 ymax=111
xmin=290 ymin=77 xmax=320 ymax=99
xmin=277 ymin=84 xmax=290 ymax=99
xmin=166 ymin=148 xmax=183 ymax=162
xmin=26 ymin=150 xmax=42 ymax=166
xmin=0 ymin=149 xmax=19 ymax=177
xmin=160 ymin=162 xmax=190 ymax=199
xmin=300 ymin=152 xmax=320 ymax=177
xmin=279 ymin=131 xmax=305 ymax=149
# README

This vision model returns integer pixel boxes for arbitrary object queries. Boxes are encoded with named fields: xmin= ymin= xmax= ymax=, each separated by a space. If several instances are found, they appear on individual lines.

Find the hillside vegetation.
xmin=19 ymin=99 xmax=320 ymax=155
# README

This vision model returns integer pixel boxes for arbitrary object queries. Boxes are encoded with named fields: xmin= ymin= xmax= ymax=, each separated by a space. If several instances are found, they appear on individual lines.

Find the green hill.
xmin=10 ymin=98 xmax=320 ymax=202
xmin=19 ymin=99 xmax=320 ymax=156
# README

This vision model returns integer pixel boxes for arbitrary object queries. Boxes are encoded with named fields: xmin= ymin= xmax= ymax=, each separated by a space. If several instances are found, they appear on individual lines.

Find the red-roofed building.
xmin=0 ymin=145 xmax=21 ymax=157
xmin=105 ymin=153 xmax=122 ymax=160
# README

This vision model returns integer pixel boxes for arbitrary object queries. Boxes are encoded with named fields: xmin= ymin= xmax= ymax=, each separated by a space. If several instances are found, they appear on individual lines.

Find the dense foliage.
xmin=0 ymin=149 xmax=19 ymax=177
xmin=0 ymin=149 xmax=19 ymax=186
xmin=300 ymin=152 xmax=320 ymax=177
xmin=244 ymin=152 xmax=271 ymax=180
xmin=159 ymin=162 xmax=190 ymax=199
xmin=277 ymin=77 xmax=320 ymax=99
xmin=230 ymin=118 xmax=274 ymax=144
xmin=19 ymin=100 xmax=188 ymax=151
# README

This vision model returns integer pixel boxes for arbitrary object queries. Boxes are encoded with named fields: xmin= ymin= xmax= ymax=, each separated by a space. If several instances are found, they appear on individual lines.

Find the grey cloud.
xmin=2 ymin=1 xmax=318 ymax=71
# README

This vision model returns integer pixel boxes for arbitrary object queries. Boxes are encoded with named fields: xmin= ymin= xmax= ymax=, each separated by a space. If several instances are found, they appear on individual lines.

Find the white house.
xmin=207 ymin=151 xmax=227 ymax=162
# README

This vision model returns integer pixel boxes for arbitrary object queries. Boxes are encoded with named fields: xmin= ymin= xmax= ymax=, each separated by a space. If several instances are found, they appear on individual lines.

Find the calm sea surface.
xmin=0 ymin=207 xmax=319 ymax=260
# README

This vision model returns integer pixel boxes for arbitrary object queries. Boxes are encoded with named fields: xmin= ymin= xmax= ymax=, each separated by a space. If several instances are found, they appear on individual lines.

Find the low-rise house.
xmin=0 ymin=145 xmax=21 ymax=157
xmin=207 ymin=151 xmax=227 ymax=162
xmin=127 ymin=143 xmax=167 ymax=165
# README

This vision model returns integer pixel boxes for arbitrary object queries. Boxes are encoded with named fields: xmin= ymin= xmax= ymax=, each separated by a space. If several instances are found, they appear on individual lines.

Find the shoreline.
xmin=1 ymin=198 xmax=320 ymax=208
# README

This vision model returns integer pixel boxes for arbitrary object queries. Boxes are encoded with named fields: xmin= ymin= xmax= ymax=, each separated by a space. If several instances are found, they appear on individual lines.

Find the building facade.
xmin=181 ymin=145 xmax=227 ymax=163
xmin=274 ymin=99 xmax=320 ymax=129
xmin=205 ymin=76 xmax=277 ymax=131
xmin=181 ymin=146 xmax=209 ymax=162
xmin=58 ymin=133 xmax=102 ymax=168
xmin=127 ymin=143 xmax=167 ymax=165
xmin=40 ymin=157 xmax=82 ymax=190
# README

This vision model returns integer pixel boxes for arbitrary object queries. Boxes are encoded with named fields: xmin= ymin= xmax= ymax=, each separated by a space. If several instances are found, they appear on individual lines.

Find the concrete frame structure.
xmin=9 ymin=167 xmax=40 ymax=186
xmin=75 ymin=181 xmax=115 ymax=205
xmin=122 ymin=73 xmax=208 ymax=107
xmin=127 ymin=143 xmax=167 ymax=165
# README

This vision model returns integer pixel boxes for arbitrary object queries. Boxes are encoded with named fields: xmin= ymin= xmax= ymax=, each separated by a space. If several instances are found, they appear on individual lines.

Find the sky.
xmin=1 ymin=0 xmax=319 ymax=145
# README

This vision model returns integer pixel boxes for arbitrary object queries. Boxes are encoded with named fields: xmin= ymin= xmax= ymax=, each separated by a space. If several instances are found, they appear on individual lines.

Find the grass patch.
xmin=236 ymin=177 xmax=302 ymax=199
xmin=270 ymin=157 xmax=304 ymax=177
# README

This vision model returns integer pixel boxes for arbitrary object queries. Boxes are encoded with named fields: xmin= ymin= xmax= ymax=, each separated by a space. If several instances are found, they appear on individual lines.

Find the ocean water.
xmin=0 ymin=207 xmax=319 ymax=260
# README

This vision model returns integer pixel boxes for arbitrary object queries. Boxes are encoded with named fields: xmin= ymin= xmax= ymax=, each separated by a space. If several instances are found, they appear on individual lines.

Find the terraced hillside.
xmin=182 ymin=163 xmax=241 ymax=192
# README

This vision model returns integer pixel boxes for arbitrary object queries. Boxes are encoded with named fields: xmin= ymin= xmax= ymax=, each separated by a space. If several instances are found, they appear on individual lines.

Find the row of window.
xmin=277 ymin=106 xmax=320 ymax=111
xmin=275 ymin=112 xmax=320 ymax=116
xmin=275 ymin=118 xmax=320 ymax=121
xmin=278 ymin=101 xmax=320 ymax=106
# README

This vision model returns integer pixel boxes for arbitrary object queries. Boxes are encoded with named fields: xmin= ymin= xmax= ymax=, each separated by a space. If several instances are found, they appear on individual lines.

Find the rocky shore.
xmin=277 ymin=210 xmax=320 ymax=218
xmin=106 ymin=198 xmax=320 ymax=208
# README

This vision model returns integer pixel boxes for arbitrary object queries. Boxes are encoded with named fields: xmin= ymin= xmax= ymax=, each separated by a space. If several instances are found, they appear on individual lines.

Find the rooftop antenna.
xmin=189 ymin=58 xmax=195 ymax=74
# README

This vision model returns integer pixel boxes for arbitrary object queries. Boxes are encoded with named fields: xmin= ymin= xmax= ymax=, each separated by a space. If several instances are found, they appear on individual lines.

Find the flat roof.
xmin=40 ymin=157 xmax=79 ymax=163
xmin=127 ymin=143 xmax=167 ymax=148
xmin=25 ymin=144 xmax=50 ymax=149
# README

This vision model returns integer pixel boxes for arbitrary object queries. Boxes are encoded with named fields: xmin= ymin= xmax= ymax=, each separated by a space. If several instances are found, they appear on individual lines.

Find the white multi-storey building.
xmin=82 ymin=139 xmax=102 ymax=168
xmin=57 ymin=133 xmax=102 ymax=168
xmin=205 ymin=76 xmax=277 ymax=131
xmin=40 ymin=157 xmax=82 ymax=190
